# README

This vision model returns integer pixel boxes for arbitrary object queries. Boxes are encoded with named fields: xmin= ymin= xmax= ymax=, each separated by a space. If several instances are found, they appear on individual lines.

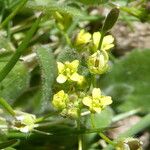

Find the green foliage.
xmin=36 ymin=47 xmax=57 ymax=112
xmin=0 ymin=62 xmax=30 ymax=104
xmin=100 ymin=49 xmax=150 ymax=113
xmin=0 ymin=139 xmax=19 ymax=149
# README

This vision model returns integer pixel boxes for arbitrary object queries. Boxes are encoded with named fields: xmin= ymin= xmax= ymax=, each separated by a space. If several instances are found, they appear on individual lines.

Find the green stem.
xmin=119 ymin=113 xmax=150 ymax=138
xmin=0 ymin=0 xmax=28 ymax=29
xmin=0 ymin=15 xmax=41 ymax=82
xmin=98 ymin=31 xmax=105 ymax=50
xmin=91 ymin=114 xmax=116 ymax=146
xmin=0 ymin=98 xmax=15 ymax=116
xmin=112 ymin=108 xmax=141 ymax=123
xmin=77 ymin=111 xmax=82 ymax=150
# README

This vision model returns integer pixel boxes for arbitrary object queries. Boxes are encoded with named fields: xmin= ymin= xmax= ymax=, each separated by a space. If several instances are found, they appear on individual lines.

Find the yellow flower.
xmin=52 ymin=90 xmax=69 ymax=110
xmin=75 ymin=29 xmax=91 ymax=46
xmin=56 ymin=60 xmax=84 ymax=84
xmin=82 ymin=88 xmax=112 ymax=113
xmin=92 ymin=32 xmax=114 ymax=51
xmin=87 ymin=50 xmax=109 ymax=74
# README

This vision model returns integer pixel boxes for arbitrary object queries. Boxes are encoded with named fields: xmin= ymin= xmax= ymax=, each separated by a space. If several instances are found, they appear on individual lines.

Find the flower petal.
xmin=70 ymin=72 xmax=80 ymax=82
xmin=57 ymin=62 xmax=65 ymax=73
xmin=103 ymin=35 xmax=114 ymax=44
xmin=93 ymin=106 xmax=102 ymax=113
xmin=93 ymin=32 xmax=101 ymax=49
xmin=70 ymin=60 xmax=79 ymax=71
xmin=56 ymin=74 xmax=67 ymax=83
xmin=100 ymin=96 xmax=112 ymax=106
xmin=82 ymin=96 xmax=92 ymax=107
xmin=92 ymin=88 xmax=101 ymax=99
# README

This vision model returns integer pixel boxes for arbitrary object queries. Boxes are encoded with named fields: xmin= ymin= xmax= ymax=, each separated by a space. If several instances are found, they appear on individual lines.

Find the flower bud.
xmin=87 ymin=50 xmax=109 ymax=74
xmin=116 ymin=138 xmax=143 ymax=150
xmin=12 ymin=111 xmax=36 ymax=133
xmin=52 ymin=90 xmax=69 ymax=110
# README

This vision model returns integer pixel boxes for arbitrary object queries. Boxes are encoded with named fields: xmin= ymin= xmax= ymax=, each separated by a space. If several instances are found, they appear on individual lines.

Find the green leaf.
xmin=77 ymin=0 xmax=109 ymax=5
xmin=86 ymin=108 xmax=113 ymax=128
xmin=0 ymin=62 xmax=30 ymax=104
xmin=0 ymin=98 xmax=15 ymax=116
xmin=36 ymin=47 xmax=57 ymax=112
xmin=27 ymin=2 xmax=86 ymax=18
xmin=0 ymin=139 xmax=19 ymax=149
xmin=100 ymin=49 xmax=150 ymax=113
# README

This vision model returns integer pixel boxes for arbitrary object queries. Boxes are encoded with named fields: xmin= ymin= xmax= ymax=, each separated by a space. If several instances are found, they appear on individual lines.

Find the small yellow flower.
xmin=92 ymin=32 xmax=114 ymax=51
xmin=56 ymin=60 xmax=84 ymax=84
xmin=87 ymin=50 xmax=109 ymax=74
xmin=75 ymin=29 xmax=91 ymax=46
xmin=82 ymin=88 xmax=112 ymax=113
xmin=52 ymin=90 xmax=69 ymax=110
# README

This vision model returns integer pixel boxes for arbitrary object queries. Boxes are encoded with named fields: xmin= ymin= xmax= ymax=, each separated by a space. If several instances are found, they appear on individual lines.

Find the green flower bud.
xmin=52 ymin=90 xmax=69 ymax=110
xmin=87 ymin=50 xmax=109 ymax=74
xmin=12 ymin=111 xmax=36 ymax=133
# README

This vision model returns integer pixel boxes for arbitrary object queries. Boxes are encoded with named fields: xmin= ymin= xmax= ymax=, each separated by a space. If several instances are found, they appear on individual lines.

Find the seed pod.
xmin=102 ymin=8 xmax=119 ymax=33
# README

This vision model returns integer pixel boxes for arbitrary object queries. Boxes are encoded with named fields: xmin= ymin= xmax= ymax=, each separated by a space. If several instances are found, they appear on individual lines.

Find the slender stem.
xmin=0 ymin=15 xmax=41 ymax=82
xmin=77 ymin=111 xmax=82 ymax=150
xmin=112 ymin=108 xmax=141 ymax=123
xmin=118 ymin=113 xmax=150 ymax=138
xmin=0 ymin=0 xmax=28 ymax=29
xmin=98 ymin=31 xmax=105 ymax=50
xmin=90 ymin=114 xmax=116 ymax=146
xmin=0 ymin=98 xmax=15 ymax=116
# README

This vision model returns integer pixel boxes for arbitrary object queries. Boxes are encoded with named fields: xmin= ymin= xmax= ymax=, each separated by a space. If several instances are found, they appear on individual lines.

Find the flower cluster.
xmin=52 ymin=90 xmax=80 ymax=118
xmin=76 ymin=29 xmax=114 ymax=74
xmin=52 ymin=29 xmax=114 ymax=118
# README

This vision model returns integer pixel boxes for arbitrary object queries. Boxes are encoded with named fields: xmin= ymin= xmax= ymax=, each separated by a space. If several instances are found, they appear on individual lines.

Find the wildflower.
xmin=12 ymin=111 xmax=36 ymax=133
xmin=116 ymin=138 xmax=143 ymax=150
xmin=56 ymin=60 xmax=84 ymax=84
xmin=92 ymin=32 xmax=114 ymax=51
xmin=75 ymin=29 xmax=91 ymax=46
xmin=87 ymin=50 xmax=109 ymax=74
xmin=82 ymin=88 xmax=112 ymax=113
xmin=52 ymin=90 xmax=69 ymax=110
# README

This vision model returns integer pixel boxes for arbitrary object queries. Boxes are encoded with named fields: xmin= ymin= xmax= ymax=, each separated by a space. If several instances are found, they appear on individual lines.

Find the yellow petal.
xmin=100 ymin=96 xmax=112 ymax=106
xmin=103 ymin=35 xmax=114 ymax=44
xmin=92 ymin=88 xmax=101 ymax=99
xmin=93 ymin=106 xmax=102 ymax=113
xmin=82 ymin=96 xmax=92 ymax=107
xmin=70 ymin=73 xmax=83 ymax=83
xmin=102 ymin=44 xmax=114 ymax=51
xmin=56 ymin=74 xmax=67 ymax=83
xmin=76 ymin=29 xmax=91 ymax=45
xmin=57 ymin=62 xmax=65 ymax=73
xmin=70 ymin=60 xmax=79 ymax=70
xmin=93 ymin=32 xmax=101 ymax=49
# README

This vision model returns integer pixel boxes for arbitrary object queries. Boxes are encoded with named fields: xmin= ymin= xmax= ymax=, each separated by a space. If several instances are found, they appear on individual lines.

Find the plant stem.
xmin=112 ymin=108 xmax=141 ymax=123
xmin=0 ymin=98 xmax=15 ymax=117
xmin=98 ymin=31 xmax=105 ymax=50
xmin=0 ymin=15 xmax=41 ymax=82
xmin=77 ymin=111 xmax=82 ymax=150
xmin=91 ymin=114 xmax=116 ymax=146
